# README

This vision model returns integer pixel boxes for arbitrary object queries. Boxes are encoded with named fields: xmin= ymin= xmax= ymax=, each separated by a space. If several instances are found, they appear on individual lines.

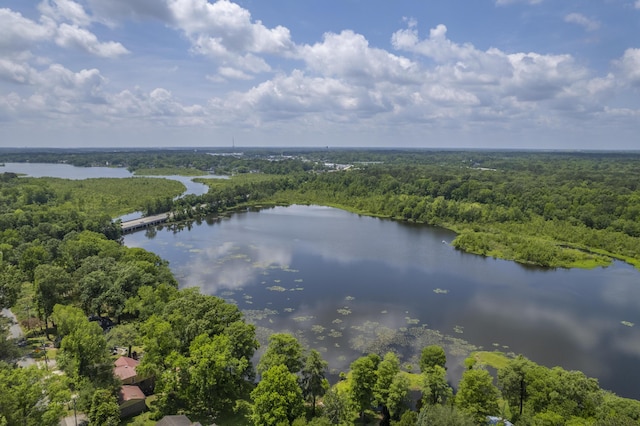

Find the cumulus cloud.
xmin=55 ymin=23 xmax=129 ymax=58
xmin=38 ymin=0 xmax=92 ymax=27
xmin=300 ymin=30 xmax=418 ymax=83
xmin=616 ymin=48 xmax=640 ymax=86
xmin=636 ymin=0 xmax=640 ymax=9
xmin=164 ymin=0 xmax=294 ymax=75
xmin=564 ymin=13 xmax=600 ymax=31
xmin=0 ymin=8 xmax=53 ymax=53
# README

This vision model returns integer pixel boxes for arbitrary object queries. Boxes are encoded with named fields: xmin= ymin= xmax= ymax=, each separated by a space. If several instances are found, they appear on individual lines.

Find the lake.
xmin=0 ymin=162 xmax=214 ymax=221
xmin=124 ymin=205 xmax=640 ymax=398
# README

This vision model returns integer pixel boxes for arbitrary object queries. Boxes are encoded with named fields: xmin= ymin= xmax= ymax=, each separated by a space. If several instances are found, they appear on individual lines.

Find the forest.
xmin=1 ymin=148 xmax=640 ymax=425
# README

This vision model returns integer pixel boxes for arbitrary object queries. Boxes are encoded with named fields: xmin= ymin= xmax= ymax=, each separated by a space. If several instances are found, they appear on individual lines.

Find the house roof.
xmin=115 ymin=356 xmax=139 ymax=368
xmin=155 ymin=415 xmax=203 ymax=426
xmin=114 ymin=356 xmax=139 ymax=381
xmin=119 ymin=385 xmax=145 ymax=402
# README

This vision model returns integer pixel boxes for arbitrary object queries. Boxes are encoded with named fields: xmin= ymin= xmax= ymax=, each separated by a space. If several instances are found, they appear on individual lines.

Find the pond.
xmin=124 ymin=205 xmax=640 ymax=398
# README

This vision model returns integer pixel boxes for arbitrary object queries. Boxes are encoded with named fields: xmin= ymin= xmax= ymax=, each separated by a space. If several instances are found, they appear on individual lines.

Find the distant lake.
xmin=1 ymin=162 xmax=215 ymax=221
xmin=124 ymin=205 xmax=640 ymax=398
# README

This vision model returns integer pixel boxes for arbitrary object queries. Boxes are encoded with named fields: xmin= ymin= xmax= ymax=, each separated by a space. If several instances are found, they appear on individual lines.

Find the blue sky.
xmin=1 ymin=0 xmax=639 ymax=149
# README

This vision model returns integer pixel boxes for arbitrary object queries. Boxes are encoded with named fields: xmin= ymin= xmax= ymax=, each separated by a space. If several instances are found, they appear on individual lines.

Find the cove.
xmin=124 ymin=204 xmax=640 ymax=399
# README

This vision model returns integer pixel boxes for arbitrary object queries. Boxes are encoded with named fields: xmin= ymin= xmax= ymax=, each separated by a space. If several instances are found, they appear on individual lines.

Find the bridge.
xmin=120 ymin=213 xmax=169 ymax=234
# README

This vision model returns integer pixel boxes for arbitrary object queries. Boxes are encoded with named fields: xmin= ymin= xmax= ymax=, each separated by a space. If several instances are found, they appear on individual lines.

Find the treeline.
xmin=157 ymin=152 xmax=640 ymax=268
xmin=0 ymin=149 xmax=317 ymax=176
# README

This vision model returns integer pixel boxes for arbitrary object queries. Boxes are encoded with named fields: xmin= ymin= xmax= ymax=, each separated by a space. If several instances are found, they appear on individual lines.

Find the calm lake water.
xmin=124 ymin=205 xmax=640 ymax=398
xmin=1 ymin=162 xmax=213 ymax=221
xmin=4 ymin=162 xmax=639 ymax=397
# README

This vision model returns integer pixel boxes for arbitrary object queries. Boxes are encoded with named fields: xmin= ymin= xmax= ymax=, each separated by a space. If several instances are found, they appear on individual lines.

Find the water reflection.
xmin=124 ymin=205 xmax=640 ymax=398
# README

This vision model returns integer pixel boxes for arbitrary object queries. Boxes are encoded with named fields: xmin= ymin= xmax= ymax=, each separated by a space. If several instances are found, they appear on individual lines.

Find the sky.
xmin=1 ymin=0 xmax=639 ymax=150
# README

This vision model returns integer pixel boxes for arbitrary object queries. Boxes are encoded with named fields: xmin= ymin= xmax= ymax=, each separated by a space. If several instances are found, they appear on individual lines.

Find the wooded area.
xmin=1 ymin=149 xmax=639 ymax=425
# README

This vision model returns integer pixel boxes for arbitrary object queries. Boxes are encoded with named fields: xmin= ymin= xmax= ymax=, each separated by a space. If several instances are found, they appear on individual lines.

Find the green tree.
xmin=416 ymin=404 xmax=475 ymax=426
xmin=88 ymin=389 xmax=120 ymax=426
xmin=420 ymin=345 xmax=447 ymax=372
xmin=251 ymin=364 xmax=304 ymax=426
xmin=421 ymin=365 xmax=452 ymax=406
xmin=386 ymin=373 xmax=410 ymax=420
xmin=52 ymin=305 xmax=110 ymax=381
xmin=349 ymin=354 xmax=380 ymax=421
xmin=188 ymin=333 xmax=251 ymax=416
xmin=300 ymin=349 xmax=329 ymax=416
xmin=455 ymin=368 xmax=500 ymax=424
xmin=34 ymin=264 xmax=73 ymax=330
xmin=322 ymin=387 xmax=353 ymax=425
xmin=0 ymin=364 xmax=69 ymax=426
xmin=257 ymin=333 xmax=304 ymax=375
xmin=498 ymin=355 xmax=533 ymax=417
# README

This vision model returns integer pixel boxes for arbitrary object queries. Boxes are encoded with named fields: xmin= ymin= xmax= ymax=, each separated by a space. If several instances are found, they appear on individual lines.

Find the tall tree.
xmin=257 ymin=333 xmax=304 ymax=375
xmin=349 ymin=354 xmax=380 ymax=421
xmin=455 ymin=368 xmax=500 ymax=424
xmin=498 ymin=355 xmax=533 ymax=417
xmin=52 ymin=305 xmax=110 ymax=381
xmin=416 ymin=404 xmax=475 ymax=426
xmin=88 ymin=389 xmax=120 ymax=426
xmin=419 ymin=345 xmax=447 ymax=372
xmin=187 ymin=333 xmax=251 ymax=416
xmin=34 ymin=264 xmax=73 ymax=330
xmin=300 ymin=349 xmax=329 ymax=416
xmin=322 ymin=387 xmax=353 ymax=425
xmin=421 ymin=365 xmax=452 ymax=406
xmin=251 ymin=364 xmax=304 ymax=426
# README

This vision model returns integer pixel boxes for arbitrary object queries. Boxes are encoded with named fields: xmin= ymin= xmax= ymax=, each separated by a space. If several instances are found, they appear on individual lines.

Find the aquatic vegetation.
xmin=284 ymin=307 xmax=294 ymax=312
xmin=454 ymin=325 xmax=464 ymax=334
xmin=273 ymin=279 xmax=281 ymax=283
xmin=220 ymin=291 xmax=235 ymax=297
xmin=345 ymin=296 xmax=355 ymax=301
xmin=433 ymin=288 xmax=449 ymax=294
xmin=293 ymin=316 xmax=314 ymax=322
xmin=328 ymin=329 xmax=343 ymax=338
xmin=621 ymin=321 xmax=635 ymax=327
xmin=311 ymin=325 xmax=325 ymax=334
xmin=266 ymin=286 xmax=286 ymax=292
xmin=337 ymin=307 xmax=352 ymax=315
xmin=294 ymin=278 xmax=304 ymax=282
xmin=332 ymin=319 xmax=343 ymax=324
xmin=244 ymin=308 xmax=279 ymax=322
xmin=405 ymin=317 xmax=420 ymax=325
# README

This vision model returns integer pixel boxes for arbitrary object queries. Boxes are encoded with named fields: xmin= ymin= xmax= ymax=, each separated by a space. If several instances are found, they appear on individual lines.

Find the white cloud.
xmin=616 ymin=48 xmax=640 ymax=86
xmin=165 ymin=0 xmax=294 ymax=75
xmin=300 ymin=30 xmax=418 ymax=84
xmin=564 ymin=13 xmax=600 ymax=31
xmin=0 ymin=59 xmax=38 ymax=84
xmin=636 ymin=0 xmax=640 ymax=9
xmin=55 ymin=23 xmax=129 ymax=58
xmin=38 ymin=0 xmax=91 ymax=27
xmin=0 ymin=8 xmax=53 ymax=53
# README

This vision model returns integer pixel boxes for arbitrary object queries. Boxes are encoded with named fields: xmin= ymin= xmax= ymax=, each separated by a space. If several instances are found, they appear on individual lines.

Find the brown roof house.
xmin=155 ymin=415 xmax=203 ymax=426
xmin=114 ymin=356 xmax=155 ymax=418
xmin=119 ymin=385 xmax=146 ymax=418
xmin=114 ymin=356 xmax=154 ymax=394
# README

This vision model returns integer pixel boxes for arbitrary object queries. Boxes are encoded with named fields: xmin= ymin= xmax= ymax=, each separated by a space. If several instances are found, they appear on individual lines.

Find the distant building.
xmin=114 ymin=356 xmax=154 ymax=394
